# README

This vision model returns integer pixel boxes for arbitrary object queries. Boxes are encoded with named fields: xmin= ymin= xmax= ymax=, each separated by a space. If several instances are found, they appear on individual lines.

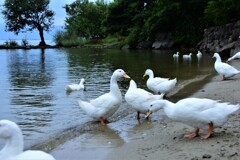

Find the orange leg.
xmin=202 ymin=122 xmax=214 ymax=139
xmin=99 ymin=117 xmax=107 ymax=125
xmin=184 ymin=128 xmax=200 ymax=138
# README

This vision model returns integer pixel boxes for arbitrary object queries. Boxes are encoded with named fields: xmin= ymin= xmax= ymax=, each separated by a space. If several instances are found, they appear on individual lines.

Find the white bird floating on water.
xmin=66 ymin=78 xmax=85 ymax=91
xmin=125 ymin=79 xmax=164 ymax=120
xmin=227 ymin=52 xmax=240 ymax=62
xmin=143 ymin=69 xmax=177 ymax=95
xmin=173 ymin=52 xmax=179 ymax=58
xmin=0 ymin=120 xmax=56 ymax=160
xmin=196 ymin=50 xmax=202 ymax=58
xmin=145 ymin=98 xmax=240 ymax=139
xmin=213 ymin=53 xmax=240 ymax=80
xmin=183 ymin=53 xmax=192 ymax=59
xmin=78 ymin=69 xmax=130 ymax=125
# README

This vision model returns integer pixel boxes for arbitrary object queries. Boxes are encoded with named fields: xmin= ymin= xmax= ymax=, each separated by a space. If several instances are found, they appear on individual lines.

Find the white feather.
xmin=143 ymin=69 xmax=177 ymax=94
xmin=125 ymin=80 xmax=164 ymax=116
xmin=78 ymin=69 xmax=130 ymax=121
xmin=149 ymin=98 xmax=240 ymax=130
xmin=227 ymin=52 xmax=240 ymax=62
xmin=0 ymin=120 xmax=55 ymax=160
xmin=213 ymin=53 xmax=240 ymax=80
xmin=66 ymin=78 xmax=85 ymax=91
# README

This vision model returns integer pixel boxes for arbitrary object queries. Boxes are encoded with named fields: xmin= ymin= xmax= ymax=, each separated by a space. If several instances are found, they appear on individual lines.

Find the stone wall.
xmin=135 ymin=32 xmax=174 ymax=50
xmin=125 ymin=20 xmax=240 ymax=56
xmin=197 ymin=20 xmax=240 ymax=57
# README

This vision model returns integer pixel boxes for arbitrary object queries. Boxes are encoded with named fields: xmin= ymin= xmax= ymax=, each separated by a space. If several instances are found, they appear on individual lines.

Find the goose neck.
xmin=148 ymin=72 xmax=154 ymax=79
xmin=110 ymin=76 xmax=121 ymax=97
xmin=215 ymin=55 xmax=222 ymax=62
xmin=155 ymin=100 xmax=175 ymax=117
xmin=0 ymin=129 xmax=23 ymax=158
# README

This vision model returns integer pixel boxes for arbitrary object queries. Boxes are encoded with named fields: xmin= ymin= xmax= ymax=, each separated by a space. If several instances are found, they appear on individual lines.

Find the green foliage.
xmin=53 ymin=30 xmax=86 ymax=47
xmin=126 ymin=27 xmax=142 ymax=48
xmin=4 ymin=40 xmax=19 ymax=47
xmin=61 ymin=0 xmax=240 ymax=48
xmin=104 ymin=0 xmax=145 ymax=37
xmin=21 ymin=39 xmax=29 ymax=47
xmin=101 ymin=35 xmax=125 ymax=48
xmin=2 ymin=0 xmax=55 ymax=45
xmin=64 ymin=0 xmax=107 ymax=39
xmin=103 ymin=36 xmax=118 ymax=44
xmin=104 ymin=0 xmax=208 ymax=48
xmin=204 ymin=0 xmax=240 ymax=25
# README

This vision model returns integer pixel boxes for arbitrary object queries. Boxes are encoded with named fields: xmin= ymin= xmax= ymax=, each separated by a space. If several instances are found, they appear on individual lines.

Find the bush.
xmin=53 ymin=30 xmax=86 ymax=47
xmin=21 ymin=39 xmax=29 ymax=47
xmin=4 ymin=40 xmax=19 ymax=47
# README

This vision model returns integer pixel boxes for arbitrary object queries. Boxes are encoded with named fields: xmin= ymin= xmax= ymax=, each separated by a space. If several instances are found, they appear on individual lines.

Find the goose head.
xmin=0 ymin=120 xmax=20 ymax=139
xmin=145 ymin=100 xmax=165 ymax=118
xmin=0 ymin=120 xmax=24 ymax=156
xmin=112 ymin=69 xmax=130 ymax=80
xmin=212 ymin=53 xmax=222 ymax=62
xmin=143 ymin=69 xmax=153 ymax=78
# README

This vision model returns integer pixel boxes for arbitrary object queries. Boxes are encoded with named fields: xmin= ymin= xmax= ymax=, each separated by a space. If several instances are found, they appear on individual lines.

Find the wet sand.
xmin=50 ymin=61 xmax=240 ymax=160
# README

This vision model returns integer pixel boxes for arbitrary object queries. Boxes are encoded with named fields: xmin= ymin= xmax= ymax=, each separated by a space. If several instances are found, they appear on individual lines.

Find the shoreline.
xmin=105 ymin=60 xmax=240 ymax=160
xmin=49 ymin=61 xmax=240 ymax=160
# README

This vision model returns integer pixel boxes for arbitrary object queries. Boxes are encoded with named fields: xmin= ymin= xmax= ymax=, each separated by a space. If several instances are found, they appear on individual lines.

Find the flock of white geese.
xmin=1 ymin=51 xmax=240 ymax=159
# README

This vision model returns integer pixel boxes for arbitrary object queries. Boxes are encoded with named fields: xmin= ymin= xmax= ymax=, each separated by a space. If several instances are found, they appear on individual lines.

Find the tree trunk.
xmin=38 ymin=25 xmax=46 ymax=46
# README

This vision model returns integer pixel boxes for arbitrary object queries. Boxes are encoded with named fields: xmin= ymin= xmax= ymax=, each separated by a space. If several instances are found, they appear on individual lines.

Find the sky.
xmin=0 ymin=0 xmax=76 ymax=25
xmin=0 ymin=0 xmax=76 ymax=40
xmin=0 ymin=0 xmax=112 ymax=41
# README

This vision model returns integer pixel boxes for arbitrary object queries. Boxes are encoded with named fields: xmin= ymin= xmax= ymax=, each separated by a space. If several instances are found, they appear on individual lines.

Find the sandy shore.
xmin=50 ymin=61 xmax=240 ymax=160
xmin=105 ymin=61 xmax=240 ymax=160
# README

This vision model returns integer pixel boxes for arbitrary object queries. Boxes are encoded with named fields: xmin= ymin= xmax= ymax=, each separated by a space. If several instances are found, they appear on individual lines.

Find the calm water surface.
xmin=0 ymin=48 xmax=215 ymax=150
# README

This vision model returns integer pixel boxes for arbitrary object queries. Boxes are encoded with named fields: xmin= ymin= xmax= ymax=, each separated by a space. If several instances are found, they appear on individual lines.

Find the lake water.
xmin=0 ymin=48 xmax=215 ymax=153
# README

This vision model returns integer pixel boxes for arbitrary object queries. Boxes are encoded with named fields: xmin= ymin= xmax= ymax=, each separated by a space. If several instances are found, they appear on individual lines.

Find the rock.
xmin=137 ymin=41 xmax=153 ymax=49
xmin=202 ymin=154 xmax=211 ymax=159
xmin=197 ymin=20 xmax=240 ymax=57
xmin=152 ymin=32 xmax=174 ymax=49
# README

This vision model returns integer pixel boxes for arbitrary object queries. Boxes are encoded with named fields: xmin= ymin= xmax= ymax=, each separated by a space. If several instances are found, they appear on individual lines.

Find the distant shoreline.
xmin=0 ymin=39 xmax=55 ymax=47
xmin=0 ymin=45 xmax=59 ymax=50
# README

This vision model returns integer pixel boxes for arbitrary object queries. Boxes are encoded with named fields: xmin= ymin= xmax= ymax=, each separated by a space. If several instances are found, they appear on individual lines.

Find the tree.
xmin=65 ymin=0 xmax=107 ymax=39
xmin=2 ymin=0 xmax=55 ymax=46
xmin=204 ymin=0 xmax=240 ymax=26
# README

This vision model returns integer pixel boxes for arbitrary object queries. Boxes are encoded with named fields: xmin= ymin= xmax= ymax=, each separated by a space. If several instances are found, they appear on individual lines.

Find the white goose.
xmin=66 ymin=78 xmax=85 ymax=91
xmin=196 ymin=50 xmax=202 ymax=58
xmin=173 ymin=52 xmax=179 ymax=58
xmin=146 ymin=98 xmax=239 ymax=139
xmin=0 ymin=120 xmax=56 ymax=160
xmin=213 ymin=53 xmax=240 ymax=80
xmin=227 ymin=52 xmax=240 ymax=62
xmin=183 ymin=53 xmax=192 ymax=59
xmin=78 ymin=69 xmax=130 ymax=125
xmin=143 ymin=69 xmax=169 ymax=94
xmin=153 ymin=78 xmax=177 ymax=95
xmin=125 ymin=80 xmax=164 ymax=120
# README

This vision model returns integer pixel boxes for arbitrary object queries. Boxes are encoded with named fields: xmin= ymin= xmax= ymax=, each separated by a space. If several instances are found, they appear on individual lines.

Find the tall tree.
xmin=204 ymin=0 xmax=240 ymax=26
xmin=65 ymin=0 xmax=107 ymax=39
xmin=2 ymin=0 xmax=55 ymax=46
